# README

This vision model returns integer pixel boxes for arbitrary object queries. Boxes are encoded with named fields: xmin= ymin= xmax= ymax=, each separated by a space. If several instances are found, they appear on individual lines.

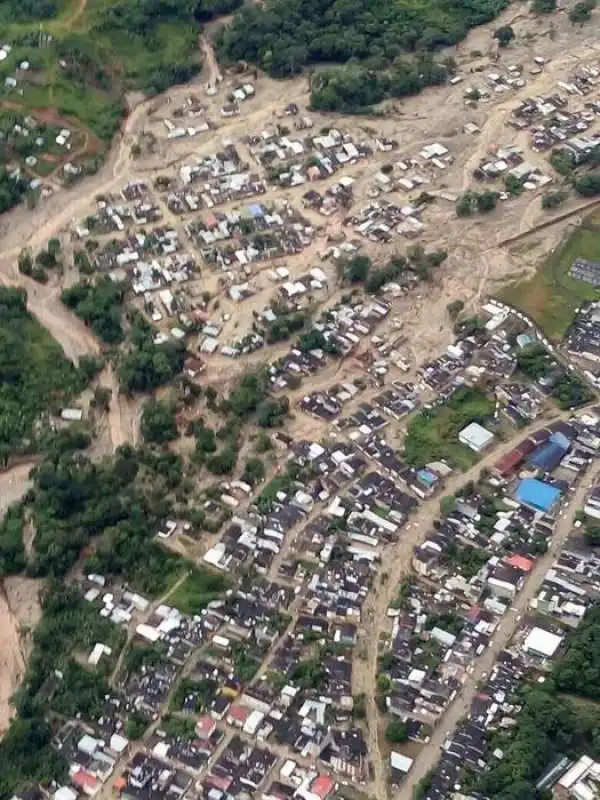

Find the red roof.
xmin=72 ymin=770 xmax=98 ymax=789
xmin=195 ymin=715 xmax=216 ymax=737
xmin=493 ymin=448 xmax=525 ymax=477
xmin=467 ymin=604 xmax=481 ymax=621
xmin=311 ymin=776 xmax=335 ymax=800
xmin=228 ymin=703 xmax=250 ymax=723
xmin=206 ymin=774 xmax=232 ymax=792
xmin=505 ymin=554 xmax=534 ymax=572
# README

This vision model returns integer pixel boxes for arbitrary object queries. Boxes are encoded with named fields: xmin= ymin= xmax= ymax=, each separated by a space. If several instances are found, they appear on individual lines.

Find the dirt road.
xmin=354 ymin=408 xmax=573 ymax=797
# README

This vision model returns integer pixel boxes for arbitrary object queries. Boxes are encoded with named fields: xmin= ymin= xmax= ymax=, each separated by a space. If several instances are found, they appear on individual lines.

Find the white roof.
xmin=136 ymin=623 xmax=160 ymax=642
xmin=390 ymin=752 xmax=414 ymax=773
xmin=110 ymin=733 xmax=129 ymax=753
xmin=459 ymin=422 xmax=494 ymax=450
xmin=523 ymin=626 xmax=563 ymax=657
xmin=54 ymin=788 xmax=77 ymax=800
xmin=78 ymin=734 xmax=100 ymax=755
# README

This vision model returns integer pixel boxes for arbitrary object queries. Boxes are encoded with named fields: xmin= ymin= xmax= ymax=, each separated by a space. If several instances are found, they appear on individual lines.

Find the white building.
xmin=459 ymin=422 xmax=495 ymax=453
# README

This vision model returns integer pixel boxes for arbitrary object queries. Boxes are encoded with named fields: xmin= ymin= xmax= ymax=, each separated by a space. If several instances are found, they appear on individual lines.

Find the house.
xmin=515 ymin=478 xmax=561 ymax=513
xmin=459 ymin=422 xmax=495 ymax=453
xmin=522 ymin=626 xmax=563 ymax=659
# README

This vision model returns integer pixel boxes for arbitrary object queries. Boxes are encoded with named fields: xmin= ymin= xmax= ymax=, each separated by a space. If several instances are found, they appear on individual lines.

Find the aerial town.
xmin=1 ymin=0 xmax=600 ymax=800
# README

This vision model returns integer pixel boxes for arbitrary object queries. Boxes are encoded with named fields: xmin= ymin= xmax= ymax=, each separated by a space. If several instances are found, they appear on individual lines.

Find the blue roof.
xmin=515 ymin=478 xmax=561 ymax=512
xmin=247 ymin=203 xmax=264 ymax=217
xmin=530 ymin=431 xmax=570 ymax=472
xmin=417 ymin=469 xmax=437 ymax=486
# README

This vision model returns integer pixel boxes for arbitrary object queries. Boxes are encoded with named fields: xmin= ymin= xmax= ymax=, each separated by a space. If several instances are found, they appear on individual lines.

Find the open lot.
xmin=501 ymin=214 xmax=600 ymax=339
xmin=404 ymin=387 xmax=496 ymax=470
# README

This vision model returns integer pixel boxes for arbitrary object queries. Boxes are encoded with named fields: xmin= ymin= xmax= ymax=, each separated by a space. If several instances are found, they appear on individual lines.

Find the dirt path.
xmin=399 ymin=455 xmax=600 ymax=797
xmin=63 ymin=0 xmax=88 ymax=30
xmin=199 ymin=34 xmax=223 ymax=89
xmin=355 ymin=408 xmax=572 ymax=795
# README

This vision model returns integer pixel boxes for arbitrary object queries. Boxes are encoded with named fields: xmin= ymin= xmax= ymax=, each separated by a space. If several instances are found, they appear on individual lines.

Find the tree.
xmin=242 ymin=457 xmax=265 ymax=486
xmin=494 ymin=25 xmax=515 ymax=46
xmin=206 ymin=445 xmax=238 ymax=475
xmin=344 ymin=255 xmax=371 ymax=283
xmin=541 ymin=190 xmax=567 ymax=210
xmin=574 ymin=173 xmax=600 ymax=197
xmin=91 ymin=386 xmax=111 ymax=412
xmin=385 ymin=719 xmax=409 ymax=743
xmin=257 ymin=397 xmax=289 ymax=428
xmin=532 ymin=0 xmax=556 ymax=11
xmin=18 ymin=249 xmax=32 ymax=276
xmin=141 ymin=399 xmax=178 ymax=444
xmin=456 ymin=192 xmax=475 ymax=216
xmin=476 ymin=190 xmax=498 ymax=213
xmin=440 ymin=494 xmax=457 ymax=517
xmin=569 ymin=0 xmax=595 ymax=23
xmin=61 ymin=278 xmax=125 ymax=344
xmin=584 ymin=525 xmax=600 ymax=547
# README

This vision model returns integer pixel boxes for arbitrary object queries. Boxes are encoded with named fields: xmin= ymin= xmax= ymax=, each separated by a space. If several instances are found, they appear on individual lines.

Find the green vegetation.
xmin=385 ymin=719 xmax=409 ymax=743
xmin=125 ymin=711 xmax=150 ymax=740
xmin=0 ymin=0 xmax=206 ymax=150
xmin=0 ymin=717 xmax=67 ymax=795
xmin=217 ymin=0 xmax=509 ymax=108
xmin=242 ymin=457 xmax=266 ymax=487
xmin=456 ymin=189 xmax=499 ymax=216
xmin=61 ymin=277 xmax=125 ymax=344
xmin=292 ymin=657 xmax=328 ymax=690
xmin=554 ymin=605 xmax=600 ymax=698
xmin=494 ymin=24 xmax=515 ymax=46
xmin=231 ymin=642 xmax=262 ymax=683
xmin=441 ymin=542 xmax=489 ymax=578
xmin=0 ymin=582 xmax=128 ymax=794
xmin=340 ymin=248 xmax=447 ymax=295
xmin=500 ymin=215 xmax=600 ymax=339
xmin=517 ymin=344 xmax=593 ymax=409
xmin=446 ymin=299 xmax=465 ymax=320
xmin=119 ymin=312 xmax=186 ymax=393
xmin=171 ymin=677 xmax=217 ymax=712
xmin=168 ymin=568 xmax=229 ymax=615
xmin=0 ymin=287 xmax=86 ymax=460
xmin=141 ymin=398 xmax=178 ymax=444
xmin=404 ymin=387 xmax=495 ymax=470
xmin=471 ymin=609 xmax=600 ymax=800
xmin=574 ymin=173 xmax=600 ymax=197
xmin=541 ymin=189 xmax=568 ymax=210
xmin=160 ymin=714 xmax=197 ymax=740
xmin=568 ymin=0 xmax=596 ymax=22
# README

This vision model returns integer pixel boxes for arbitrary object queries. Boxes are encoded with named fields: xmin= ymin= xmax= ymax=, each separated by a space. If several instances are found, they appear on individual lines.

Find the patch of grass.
xmin=0 ymin=287 xmax=86 ymax=458
xmin=404 ymin=387 xmax=495 ymax=470
xmin=168 ymin=567 xmax=229 ymax=615
xmin=500 ymin=217 xmax=600 ymax=340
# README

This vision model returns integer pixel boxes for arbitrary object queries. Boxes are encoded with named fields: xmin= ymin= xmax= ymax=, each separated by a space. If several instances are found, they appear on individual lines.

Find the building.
xmin=458 ymin=422 xmax=495 ymax=453
xmin=515 ymin=478 xmax=561 ymax=513
xmin=529 ymin=431 xmax=571 ymax=472
xmin=523 ymin=626 xmax=563 ymax=659
xmin=570 ymin=257 xmax=600 ymax=286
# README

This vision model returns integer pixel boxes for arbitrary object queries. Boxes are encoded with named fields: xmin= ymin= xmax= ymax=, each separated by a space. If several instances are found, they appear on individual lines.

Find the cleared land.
xmin=501 ymin=214 xmax=600 ymax=339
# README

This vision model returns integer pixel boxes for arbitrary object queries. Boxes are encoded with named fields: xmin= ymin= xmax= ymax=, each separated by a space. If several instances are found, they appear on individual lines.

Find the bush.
xmin=494 ymin=24 xmax=515 ymax=45
xmin=574 ymin=173 xmax=600 ymax=197
xmin=385 ymin=720 xmax=409 ymax=743
xmin=541 ymin=190 xmax=568 ymax=210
